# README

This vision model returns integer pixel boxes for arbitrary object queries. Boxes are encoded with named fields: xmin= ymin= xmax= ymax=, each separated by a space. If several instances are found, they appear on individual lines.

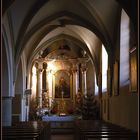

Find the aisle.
xmin=51 ymin=134 xmax=74 ymax=140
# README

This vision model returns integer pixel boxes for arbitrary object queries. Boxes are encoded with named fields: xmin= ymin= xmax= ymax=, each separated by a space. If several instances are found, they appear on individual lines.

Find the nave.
xmin=2 ymin=0 xmax=138 ymax=140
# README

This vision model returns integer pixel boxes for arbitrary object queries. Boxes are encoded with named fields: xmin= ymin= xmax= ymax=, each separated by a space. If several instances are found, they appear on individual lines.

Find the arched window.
xmin=102 ymin=45 xmax=108 ymax=92
xmin=120 ymin=9 xmax=130 ymax=86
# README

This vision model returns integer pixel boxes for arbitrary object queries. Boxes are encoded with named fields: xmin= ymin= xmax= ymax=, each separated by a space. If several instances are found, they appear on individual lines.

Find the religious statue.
xmin=42 ymin=90 xmax=49 ymax=108
xmin=75 ymin=89 xmax=83 ymax=115
xmin=76 ymin=89 xmax=83 ymax=105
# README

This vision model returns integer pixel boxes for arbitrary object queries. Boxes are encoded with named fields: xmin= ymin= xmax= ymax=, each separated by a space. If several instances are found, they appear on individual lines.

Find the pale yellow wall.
xmin=101 ymin=85 xmax=138 ymax=132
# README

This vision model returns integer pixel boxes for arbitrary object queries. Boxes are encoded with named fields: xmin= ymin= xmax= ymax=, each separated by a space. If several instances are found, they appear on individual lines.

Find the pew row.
xmin=74 ymin=120 xmax=137 ymax=140
xmin=2 ymin=121 xmax=51 ymax=140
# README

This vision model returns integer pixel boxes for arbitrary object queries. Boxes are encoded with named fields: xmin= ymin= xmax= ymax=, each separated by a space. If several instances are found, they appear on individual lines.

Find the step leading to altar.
xmin=42 ymin=115 xmax=81 ymax=134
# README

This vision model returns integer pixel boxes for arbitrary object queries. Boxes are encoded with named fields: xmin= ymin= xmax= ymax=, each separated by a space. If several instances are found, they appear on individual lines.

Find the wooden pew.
xmin=2 ymin=121 xmax=51 ymax=140
xmin=74 ymin=120 xmax=138 ymax=140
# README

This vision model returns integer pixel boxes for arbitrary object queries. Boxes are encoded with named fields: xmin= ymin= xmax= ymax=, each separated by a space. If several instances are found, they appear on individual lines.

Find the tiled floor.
xmin=51 ymin=134 xmax=74 ymax=140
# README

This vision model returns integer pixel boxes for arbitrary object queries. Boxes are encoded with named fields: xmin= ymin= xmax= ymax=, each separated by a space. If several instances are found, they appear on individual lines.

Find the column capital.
xmin=78 ymin=57 xmax=89 ymax=64
xmin=71 ymin=65 xmax=78 ymax=73
xmin=80 ymin=67 xmax=88 ymax=73
xmin=72 ymin=69 xmax=78 ymax=73
xmin=69 ymin=58 xmax=78 ymax=63
xmin=38 ymin=68 xmax=44 ymax=73
xmin=71 ymin=63 xmax=79 ymax=73
xmin=24 ymin=89 xmax=32 ymax=96
xmin=34 ymin=60 xmax=43 ymax=69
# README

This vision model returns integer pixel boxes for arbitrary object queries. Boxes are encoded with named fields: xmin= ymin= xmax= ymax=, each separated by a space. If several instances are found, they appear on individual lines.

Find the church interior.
xmin=2 ymin=0 xmax=138 ymax=140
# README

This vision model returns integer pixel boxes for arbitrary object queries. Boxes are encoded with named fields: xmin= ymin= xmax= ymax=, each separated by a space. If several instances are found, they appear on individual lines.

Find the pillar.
xmin=20 ymin=96 xmax=26 ymax=121
xmin=2 ymin=97 xmax=12 ymax=126
xmin=81 ymin=63 xmax=87 ymax=95
xmin=72 ymin=67 xmax=78 ymax=104
xmin=47 ymin=70 xmax=53 ymax=108
xmin=37 ymin=63 xmax=43 ymax=108
xmin=46 ymin=69 xmax=49 ymax=92
xmin=24 ymin=89 xmax=31 ymax=121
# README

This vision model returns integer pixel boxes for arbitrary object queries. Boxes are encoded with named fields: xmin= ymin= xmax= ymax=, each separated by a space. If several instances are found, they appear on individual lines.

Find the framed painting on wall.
xmin=113 ymin=60 xmax=119 ymax=96
xmin=129 ymin=48 xmax=137 ymax=92
xmin=54 ymin=70 xmax=71 ymax=98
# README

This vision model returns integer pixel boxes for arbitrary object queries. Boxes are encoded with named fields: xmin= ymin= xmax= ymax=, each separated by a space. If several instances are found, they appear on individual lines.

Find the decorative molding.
xmin=130 ymin=47 xmax=136 ymax=53
xmin=24 ymin=89 xmax=32 ymax=96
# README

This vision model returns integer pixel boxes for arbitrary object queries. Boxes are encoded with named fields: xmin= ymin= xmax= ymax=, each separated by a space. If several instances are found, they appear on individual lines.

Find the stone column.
xmin=81 ymin=63 xmax=87 ymax=95
xmin=46 ymin=69 xmax=49 ymax=92
xmin=37 ymin=63 xmax=43 ymax=108
xmin=20 ymin=97 xmax=26 ymax=121
xmin=77 ymin=66 xmax=79 ymax=91
xmin=48 ymin=70 xmax=53 ymax=108
xmin=2 ymin=97 xmax=12 ymax=126
xmin=46 ymin=69 xmax=53 ymax=107
xmin=31 ymin=64 xmax=37 ymax=98
xmin=24 ymin=89 xmax=31 ymax=121
xmin=69 ymin=59 xmax=79 ymax=105
xmin=72 ymin=67 xmax=78 ymax=105
xmin=72 ymin=65 xmax=79 ymax=95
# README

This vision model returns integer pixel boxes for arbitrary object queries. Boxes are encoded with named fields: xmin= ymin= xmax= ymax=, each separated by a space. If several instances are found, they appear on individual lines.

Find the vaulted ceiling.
xmin=2 ymin=0 xmax=137 ymax=75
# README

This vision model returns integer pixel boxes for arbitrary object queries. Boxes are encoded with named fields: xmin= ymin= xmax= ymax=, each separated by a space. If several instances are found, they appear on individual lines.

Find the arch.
xmin=2 ymin=27 xmax=14 ymax=126
xmin=2 ymin=37 xmax=10 ymax=97
xmin=2 ymin=28 xmax=14 ymax=97
xmin=15 ymin=11 xmax=113 ymax=67
xmin=14 ymin=0 xmax=49 ymax=55
xmin=26 ymin=34 xmax=100 ymax=89
xmin=27 ymin=34 xmax=95 ymax=67
xmin=2 ymin=0 xmax=16 ymax=15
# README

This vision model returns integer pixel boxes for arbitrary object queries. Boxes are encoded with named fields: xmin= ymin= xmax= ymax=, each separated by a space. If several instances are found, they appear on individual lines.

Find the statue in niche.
xmin=75 ymin=89 xmax=83 ymax=115
xmin=42 ymin=90 xmax=49 ymax=108
xmin=75 ymin=89 xmax=83 ymax=106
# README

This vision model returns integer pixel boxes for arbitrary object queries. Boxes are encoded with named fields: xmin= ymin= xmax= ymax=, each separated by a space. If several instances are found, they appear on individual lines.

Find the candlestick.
xmin=62 ymin=91 xmax=64 ymax=99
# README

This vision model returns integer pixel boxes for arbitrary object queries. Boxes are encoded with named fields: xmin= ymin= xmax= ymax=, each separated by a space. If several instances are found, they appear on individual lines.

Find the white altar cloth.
xmin=42 ymin=115 xmax=78 ymax=121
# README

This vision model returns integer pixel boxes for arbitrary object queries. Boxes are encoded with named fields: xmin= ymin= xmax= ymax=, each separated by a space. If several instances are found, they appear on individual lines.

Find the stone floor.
xmin=51 ymin=134 xmax=74 ymax=140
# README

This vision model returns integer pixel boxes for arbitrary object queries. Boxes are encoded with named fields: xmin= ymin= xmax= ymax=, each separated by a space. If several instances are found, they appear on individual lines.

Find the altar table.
xmin=42 ymin=115 xmax=77 ymax=121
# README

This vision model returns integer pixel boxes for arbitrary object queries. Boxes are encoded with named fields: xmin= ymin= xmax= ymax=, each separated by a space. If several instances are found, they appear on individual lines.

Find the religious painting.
xmin=55 ymin=70 xmax=70 ymax=98
xmin=113 ymin=60 xmax=119 ymax=96
xmin=130 ymin=49 xmax=137 ymax=92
